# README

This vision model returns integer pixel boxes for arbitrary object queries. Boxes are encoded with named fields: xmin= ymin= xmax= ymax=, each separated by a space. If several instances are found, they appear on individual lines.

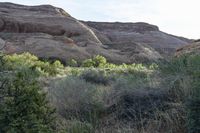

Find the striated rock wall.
xmin=0 ymin=2 xmax=191 ymax=64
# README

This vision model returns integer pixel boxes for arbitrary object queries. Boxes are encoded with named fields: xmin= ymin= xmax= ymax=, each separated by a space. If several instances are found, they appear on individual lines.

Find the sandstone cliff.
xmin=0 ymin=2 xmax=191 ymax=64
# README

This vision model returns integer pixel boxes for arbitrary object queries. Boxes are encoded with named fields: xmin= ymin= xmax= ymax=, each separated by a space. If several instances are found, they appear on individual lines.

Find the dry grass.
xmin=42 ymin=66 xmax=189 ymax=133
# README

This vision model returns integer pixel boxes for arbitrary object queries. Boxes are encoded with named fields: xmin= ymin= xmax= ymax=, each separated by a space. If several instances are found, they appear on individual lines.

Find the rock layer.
xmin=84 ymin=21 xmax=192 ymax=56
xmin=0 ymin=2 xmax=192 ymax=63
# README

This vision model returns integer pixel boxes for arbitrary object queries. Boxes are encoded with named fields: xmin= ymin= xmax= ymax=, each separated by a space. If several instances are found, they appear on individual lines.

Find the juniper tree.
xmin=0 ymin=56 xmax=56 ymax=133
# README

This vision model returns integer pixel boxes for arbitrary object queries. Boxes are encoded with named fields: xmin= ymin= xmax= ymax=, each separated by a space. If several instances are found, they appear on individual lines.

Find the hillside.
xmin=0 ymin=2 xmax=192 ymax=64
xmin=176 ymin=40 xmax=200 ymax=57
xmin=0 ymin=2 xmax=200 ymax=133
xmin=84 ymin=21 xmax=192 ymax=56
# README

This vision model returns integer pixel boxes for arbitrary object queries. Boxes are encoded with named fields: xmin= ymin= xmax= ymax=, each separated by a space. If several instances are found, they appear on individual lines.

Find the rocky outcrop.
xmin=0 ymin=2 xmax=191 ymax=64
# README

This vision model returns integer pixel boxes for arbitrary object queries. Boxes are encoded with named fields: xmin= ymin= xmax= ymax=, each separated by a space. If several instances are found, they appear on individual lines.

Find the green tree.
xmin=2 ymin=52 xmax=66 ymax=76
xmin=92 ymin=55 xmax=107 ymax=67
xmin=81 ymin=55 xmax=107 ymax=68
xmin=0 ymin=68 xmax=56 ymax=133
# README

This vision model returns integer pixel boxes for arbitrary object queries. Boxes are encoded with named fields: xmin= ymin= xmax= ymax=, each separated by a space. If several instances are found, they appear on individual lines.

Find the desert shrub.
xmin=159 ymin=54 xmax=200 ymax=133
xmin=81 ymin=69 xmax=113 ymax=85
xmin=159 ymin=54 xmax=200 ymax=76
xmin=103 ymin=75 xmax=186 ymax=132
xmin=112 ymin=71 xmax=151 ymax=91
xmin=186 ymin=78 xmax=200 ymax=133
xmin=48 ymin=76 xmax=104 ymax=127
xmin=66 ymin=121 xmax=94 ymax=133
xmin=116 ymin=92 xmax=170 ymax=123
xmin=0 ymin=68 xmax=56 ymax=133
xmin=187 ymin=96 xmax=200 ymax=133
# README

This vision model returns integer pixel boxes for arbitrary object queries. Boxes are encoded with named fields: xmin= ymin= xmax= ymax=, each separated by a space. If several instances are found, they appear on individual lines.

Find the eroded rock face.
xmin=84 ymin=22 xmax=159 ymax=33
xmin=84 ymin=21 xmax=192 ymax=56
xmin=0 ymin=2 xmax=191 ymax=64
xmin=0 ymin=2 xmax=117 ymax=63
xmin=0 ymin=3 xmax=101 ymax=44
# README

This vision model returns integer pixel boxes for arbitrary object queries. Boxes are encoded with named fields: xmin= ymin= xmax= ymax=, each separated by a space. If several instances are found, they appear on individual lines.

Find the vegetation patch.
xmin=0 ymin=52 xmax=199 ymax=133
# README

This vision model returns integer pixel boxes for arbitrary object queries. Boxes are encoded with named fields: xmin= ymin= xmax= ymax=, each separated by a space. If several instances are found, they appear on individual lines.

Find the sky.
xmin=1 ymin=0 xmax=200 ymax=39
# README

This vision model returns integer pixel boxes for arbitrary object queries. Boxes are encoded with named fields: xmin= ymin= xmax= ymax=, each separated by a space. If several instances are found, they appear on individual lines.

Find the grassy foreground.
xmin=0 ymin=53 xmax=199 ymax=133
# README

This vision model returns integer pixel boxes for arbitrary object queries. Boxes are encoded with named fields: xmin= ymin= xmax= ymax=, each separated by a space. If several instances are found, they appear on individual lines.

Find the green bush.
xmin=67 ymin=67 xmax=83 ymax=76
xmin=81 ymin=55 xmax=107 ymax=68
xmin=92 ymin=55 xmax=107 ymax=67
xmin=3 ymin=53 xmax=64 ymax=76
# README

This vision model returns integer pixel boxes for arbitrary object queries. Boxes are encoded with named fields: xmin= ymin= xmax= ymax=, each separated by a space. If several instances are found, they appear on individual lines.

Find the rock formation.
xmin=84 ymin=21 xmax=192 ymax=57
xmin=0 ymin=2 xmax=192 ymax=64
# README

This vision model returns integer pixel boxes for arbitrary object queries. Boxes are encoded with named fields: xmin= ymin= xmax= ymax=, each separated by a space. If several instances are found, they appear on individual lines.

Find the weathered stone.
xmin=0 ymin=2 xmax=191 ymax=64
xmin=84 ymin=21 xmax=192 ymax=56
